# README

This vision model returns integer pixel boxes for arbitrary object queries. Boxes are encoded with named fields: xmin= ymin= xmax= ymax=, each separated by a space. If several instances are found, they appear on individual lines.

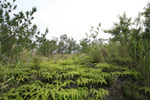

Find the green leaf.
xmin=30 ymin=7 xmax=37 ymax=15
xmin=13 ymin=5 xmax=17 ymax=10
xmin=99 ymin=23 xmax=101 ymax=27
xmin=97 ymin=27 xmax=99 ymax=30
xmin=7 ymin=2 xmax=10 ymax=6
xmin=8 ymin=10 xmax=11 ymax=12
xmin=31 ymin=17 xmax=34 ymax=20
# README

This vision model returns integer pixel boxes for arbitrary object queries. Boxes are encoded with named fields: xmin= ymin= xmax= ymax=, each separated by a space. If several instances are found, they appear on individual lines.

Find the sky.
xmin=11 ymin=0 xmax=149 ymax=41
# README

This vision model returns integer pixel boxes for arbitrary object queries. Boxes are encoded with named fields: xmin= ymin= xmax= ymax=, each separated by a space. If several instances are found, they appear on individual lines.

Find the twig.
xmin=0 ymin=34 xmax=15 ymax=44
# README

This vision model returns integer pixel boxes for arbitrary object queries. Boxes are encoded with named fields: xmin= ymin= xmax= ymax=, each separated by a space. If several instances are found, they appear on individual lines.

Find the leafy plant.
xmin=90 ymin=88 xmax=109 ymax=100
xmin=140 ymin=87 xmax=150 ymax=94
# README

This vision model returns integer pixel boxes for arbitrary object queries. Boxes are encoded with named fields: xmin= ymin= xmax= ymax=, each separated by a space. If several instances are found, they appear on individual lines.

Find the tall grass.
xmin=88 ymin=41 xmax=132 ymax=66
xmin=0 ymin=44 xmax=16 ymax=93
xmin=0 ymin=45 xmax=37 ymax=93
xmin=136 ymin=40 xmax=150 ymax=86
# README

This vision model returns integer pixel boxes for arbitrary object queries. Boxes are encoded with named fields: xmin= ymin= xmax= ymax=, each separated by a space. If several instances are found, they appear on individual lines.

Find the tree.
xmin=0 ymin=0 xmax=47 ymax=58
xmin=65 ymin=37 xmax=77 ymax=54
xmin=80 ymin=37 xmax=90 ymax=53
xmin=80 ymin=23 xmax=101 ymax=53
xmin=104 ymin=12 xmax=132 ymax=46
xmin=104 ymin=12 xmax=145 ymax=60
xmin=141 ymin=2 xmax=150 ymax=41
xmin=57 ymin=34 xmax=67 ymax=54
xmin=56 ymin=34 xmax=80 ymax=54
xmin=73 ymin=43 xmax=80 ymax=53
xmin=38 ymin=38 xmax=58 ymax=56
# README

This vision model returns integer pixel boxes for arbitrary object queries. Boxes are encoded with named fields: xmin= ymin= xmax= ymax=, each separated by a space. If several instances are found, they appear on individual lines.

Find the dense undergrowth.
xmin=0 ymin=54 xmax=143 ymax=100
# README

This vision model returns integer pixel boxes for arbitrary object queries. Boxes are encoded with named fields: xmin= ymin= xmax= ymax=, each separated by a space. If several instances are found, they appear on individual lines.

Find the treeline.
xmin=38 ymin=34 xmax=80 ymax=56
xmin=37 ymin=23 xmax=103 ymax=56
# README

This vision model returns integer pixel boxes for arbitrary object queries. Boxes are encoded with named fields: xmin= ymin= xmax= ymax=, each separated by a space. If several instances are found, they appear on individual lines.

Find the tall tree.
xmin=104 ymin=12 xmax=132 ymax=46
xmin=142 ymin=2 xmax=150 ymax=41
xmin=65 ymin=37 xmax=76 ymax=54
xmin=57 ymin=34 xmax=67 ymax=54
xmin=80 ymin=37 xmax=90 ymax=53
xmin=0 ymin=0 xmax=47 ymax=58
xmin=38 ymin=38 xmax=58 ymax=56
xmin=80 ymin=23 xmax=101 ymax=53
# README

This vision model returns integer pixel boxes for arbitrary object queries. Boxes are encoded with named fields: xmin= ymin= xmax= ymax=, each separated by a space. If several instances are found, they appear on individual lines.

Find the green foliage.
xmin=90 ymin=88 xmax=109 ymax=100
xmin=32 ymin=55 xmax=42 ymax=68
xmin=103 ymin=3 xmax=150 ymax=87
xmin=79 ymin=56 xmax=94 ymax=64
xmin=89 ymin=46 xmax=102 ymax=63
xmin=104 ymin=12 xmax=142 ymax=61
xmin=57 ymin=34 xmax=79 ymax=54
xmin=104 ymin=12 xmax=132 ymax=46
xmin=1 ymin=1 xmax=150 ymax=100
xmin=80 ymin=37 xmax=90 ymax=53
xmin=142 ymin=1 xmax=150 ymax=40
xmin=38 ymin=38 xmax=58 ymax=57
xmin=140 ymin=87 xmax=150 ymax=94
xmin=136 ymin=39 xmax=150 ymax=86
xmin=122 ymin=82 xmax=149 ymax=100
xmin=1 ymin=54 xmax=142 ymax=100
xmin=80 ymin=23 xmax=101 ymax=53
xmin=122 ymin=83 xmax=140 ymax=100
xmin=0 ymin=0 xmax=47 ymax=59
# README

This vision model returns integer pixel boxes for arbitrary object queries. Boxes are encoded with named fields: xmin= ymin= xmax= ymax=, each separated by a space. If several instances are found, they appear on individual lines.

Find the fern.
xmin=62 ymin=65 xmax=79 ymax=71
xmin=110 ymin=72 xmax=122 ymax=76
xmin=63 ymin=71 xmax=79 ymax=78
xmin=94 ymin=77 xmax=107 ymax=85
xmin=15 ymin=74 xmax=30 ymax=83
xmin=122 ymin=68 xmax=141 ymax=78
xmin=140 ymin=87 xmax=150 ymax=94
xmin=42 ymin=71 xmax=53 ymax=80
xmin=2 ymin=81 xmax=59 ymax=100
xmin=58 ymin=59 xmax=75 ymax=65
xmin=90 ymin=88 xmax=109 ymax=100
xmin=61 ymin=80 xmax=75 ymax=87
xmin=95 ymin=63 xmax=111 ymax=69
xmin=80 ymin=56 xmax=94 ymax=64
xmin=56 ymin=88 xmax=89 ymax=100
xmin=30 ymin=69 xmax=38 ymax=74
xmin=52 ymin=79 xmax=75 ymax=87
xmin=77 ymin=87 xmax=89 ymax=99
xmin=76 ymin=77 xmax=92 ymax=86
xmin=1 ymin=55 xmax=142 ymax=100
xmin=52 ymin=80 xmax=63 ymax=86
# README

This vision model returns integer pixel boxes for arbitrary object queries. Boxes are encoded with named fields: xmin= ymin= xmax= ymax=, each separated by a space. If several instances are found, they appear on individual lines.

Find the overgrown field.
xmin=0 ymin=55 xmax=144 ymax=100
xmin=1 ymin=1 xmax=150 ymax=99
